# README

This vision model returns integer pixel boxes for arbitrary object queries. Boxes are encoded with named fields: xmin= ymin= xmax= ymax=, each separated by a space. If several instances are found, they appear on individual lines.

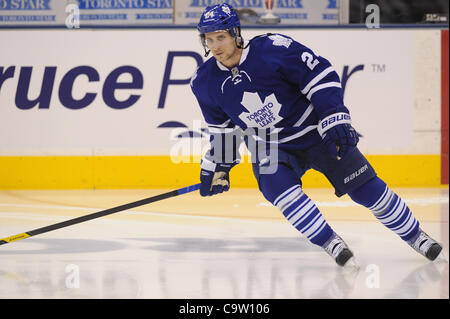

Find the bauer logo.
xmin=344 ymin=164 xmax=368 ymax=184
xmin=320 ymin=113 xmax=351 ymax=132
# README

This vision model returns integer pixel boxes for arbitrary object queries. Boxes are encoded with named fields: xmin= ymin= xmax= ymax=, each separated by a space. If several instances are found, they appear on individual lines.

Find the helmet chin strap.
xmin=199 ymin=34 xmax=210 ymax=57
xmin=235 ymin=36 xmax=244 ymax=49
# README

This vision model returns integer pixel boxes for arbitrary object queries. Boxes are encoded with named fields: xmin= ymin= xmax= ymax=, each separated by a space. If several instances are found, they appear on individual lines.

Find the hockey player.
xmin=190 ymin=3 xmax=443 ymax=267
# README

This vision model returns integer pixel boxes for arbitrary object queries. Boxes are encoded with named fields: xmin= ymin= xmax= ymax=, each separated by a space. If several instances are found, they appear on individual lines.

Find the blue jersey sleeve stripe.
xmin=277 ymin=125 xmax=318 ymax=143
xmin=301 ymin=66 xmax=335 ymax=95
xmin=292 ymin=104 xmax=314 ymax=127
xmin=306 ymin=82 xmax=342 ymax=100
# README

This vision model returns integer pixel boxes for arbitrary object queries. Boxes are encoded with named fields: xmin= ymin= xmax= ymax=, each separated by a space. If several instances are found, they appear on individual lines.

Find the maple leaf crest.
xmin=238 ymin=92 xmax=283 ymax=128
xmin=268 ymin=34 xmax=293 ymax=48
xmin=222 ymin=5 xmax=231 ymax=15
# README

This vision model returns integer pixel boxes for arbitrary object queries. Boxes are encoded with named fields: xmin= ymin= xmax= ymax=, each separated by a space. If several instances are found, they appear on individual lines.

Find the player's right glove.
xmin=199 ymin=157 xmax=239 ymax=197
xmin=318 ymin=112 xmax=361 ymax=160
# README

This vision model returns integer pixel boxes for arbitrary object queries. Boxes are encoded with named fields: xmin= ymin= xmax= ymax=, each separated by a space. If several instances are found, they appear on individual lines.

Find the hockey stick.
xmin=0 ymin=183 xmax=201 ymax=246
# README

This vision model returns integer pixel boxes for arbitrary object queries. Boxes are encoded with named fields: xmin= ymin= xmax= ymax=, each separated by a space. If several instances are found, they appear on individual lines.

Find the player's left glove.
xmin=318 ymin=112 xmax=361 ymax=160
xmin=199 ymin=157 xmax=239 ymax=197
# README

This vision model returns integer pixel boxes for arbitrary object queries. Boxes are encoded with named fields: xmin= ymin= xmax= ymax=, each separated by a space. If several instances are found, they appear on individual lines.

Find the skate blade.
xmin=342 ymin=256 xmax=360 ymax=272
xmin=435 ymin=251 xmax=448 ymax=263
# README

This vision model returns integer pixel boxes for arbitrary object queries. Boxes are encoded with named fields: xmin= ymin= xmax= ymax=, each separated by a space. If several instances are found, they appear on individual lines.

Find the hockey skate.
xmin=323 ymin=232 xmax=357 ymax=268
xmin=407 ymin=229 xmax=443 ymax=261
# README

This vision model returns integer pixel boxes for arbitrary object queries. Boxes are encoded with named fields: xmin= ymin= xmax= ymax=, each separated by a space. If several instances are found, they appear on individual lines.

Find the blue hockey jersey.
xmin=190 ymin=33 xmax=349 ymax=160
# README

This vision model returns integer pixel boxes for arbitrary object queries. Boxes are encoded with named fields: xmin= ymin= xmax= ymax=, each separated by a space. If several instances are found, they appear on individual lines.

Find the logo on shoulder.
xmin=268 ymin=35 xmax=293 ymax=48
xmin=221 ymin=5 xmax=231 ymax=15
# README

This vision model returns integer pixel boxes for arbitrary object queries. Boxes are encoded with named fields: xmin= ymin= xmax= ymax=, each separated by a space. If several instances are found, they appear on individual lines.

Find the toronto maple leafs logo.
xmin=221 ymin=4 xmax=231 ymax=15
xmin=268 ymin=34 xmax=293 ymax=48
xmin=238 ymin=92 xmax=283 ymax=128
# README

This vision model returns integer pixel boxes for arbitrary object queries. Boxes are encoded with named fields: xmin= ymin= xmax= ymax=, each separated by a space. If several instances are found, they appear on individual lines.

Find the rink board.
xmin=0 ymin=29 xmax=445 ymax=188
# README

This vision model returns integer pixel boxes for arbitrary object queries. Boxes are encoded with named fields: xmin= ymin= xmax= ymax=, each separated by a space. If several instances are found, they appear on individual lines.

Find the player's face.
xmin=204 ymin=31 xmax=242 ymax=68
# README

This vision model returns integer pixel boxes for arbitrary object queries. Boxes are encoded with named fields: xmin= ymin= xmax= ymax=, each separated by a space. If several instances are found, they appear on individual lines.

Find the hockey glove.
xmin=199 ymin=157 xmax=238 ymax=197
xmin=318 ymin=112 xmax=360 ymax=160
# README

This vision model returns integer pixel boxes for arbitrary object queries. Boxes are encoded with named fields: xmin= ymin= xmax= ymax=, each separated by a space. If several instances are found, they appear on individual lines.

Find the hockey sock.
xmin=258 ymin=164 xmax=334 ymax=246
xmin=348 ymin=177 xmax=420 ymax=241
xmin=272 ymin=185 xmax=334 ymax=246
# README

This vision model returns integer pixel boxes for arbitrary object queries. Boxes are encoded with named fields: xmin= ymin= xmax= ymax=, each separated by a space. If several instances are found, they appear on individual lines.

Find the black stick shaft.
xmin=0 ymin=183 xmax=200 ymax=245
